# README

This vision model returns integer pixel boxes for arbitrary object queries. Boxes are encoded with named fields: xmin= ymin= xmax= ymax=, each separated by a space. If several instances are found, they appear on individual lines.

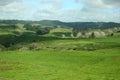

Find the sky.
xmin=0 ymin=0 xmax=120 ymax=22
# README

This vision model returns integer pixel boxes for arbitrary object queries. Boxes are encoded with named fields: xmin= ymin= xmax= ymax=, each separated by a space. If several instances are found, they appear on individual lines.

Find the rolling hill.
xmin=0 ymin=20 xmax=120 ymax=30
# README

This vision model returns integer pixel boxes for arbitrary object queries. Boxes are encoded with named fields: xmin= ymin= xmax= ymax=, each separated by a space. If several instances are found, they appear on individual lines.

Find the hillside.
xmin=0 ymin=20 xmax=120 ymax=30
xmin=0 ymin=20 xmax=120 ymax=80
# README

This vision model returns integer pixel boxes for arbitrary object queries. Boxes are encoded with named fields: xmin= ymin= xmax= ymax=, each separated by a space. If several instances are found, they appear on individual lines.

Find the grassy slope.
xmin=0 ymin=25 xmax=120 ymax=80
xmin=0 ymin=48 xmax=120 ymax=80
xmin=0 ymin=33 xmax=120 ymax=80
xmin=50 ymin=27 xmax=72 ymax=33
xmin=49 ymin=27 xmax=72 ymax=37
xmin=43 ymin=36 xmax=120 ymax=50
xmin=0 ymin=32 xmax=117 ymax=51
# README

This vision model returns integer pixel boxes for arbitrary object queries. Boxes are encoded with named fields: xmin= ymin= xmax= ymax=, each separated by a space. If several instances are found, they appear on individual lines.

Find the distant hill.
xmin=0 ymin=20 xmax=120 ymax=30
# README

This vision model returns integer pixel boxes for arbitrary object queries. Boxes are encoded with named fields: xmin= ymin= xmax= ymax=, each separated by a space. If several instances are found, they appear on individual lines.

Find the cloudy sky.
xmin=0 ymin=0 xmax=120 ymax=22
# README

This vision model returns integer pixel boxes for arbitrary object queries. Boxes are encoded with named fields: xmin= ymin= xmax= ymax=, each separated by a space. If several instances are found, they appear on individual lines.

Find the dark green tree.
xmin=36 ymin=27 xmax=50 ymax=35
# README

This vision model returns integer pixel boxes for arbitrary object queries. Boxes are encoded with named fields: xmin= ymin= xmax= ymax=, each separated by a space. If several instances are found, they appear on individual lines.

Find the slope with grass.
xmin=0 ymin=32 xmax=120 ymax=80
xmin=6 ymin=32 xmax=120 ymax=51
xmin=0 ymin=48 xmax=120 ymax=80
xmin=0 ymin=21 xmax=120 ymax=80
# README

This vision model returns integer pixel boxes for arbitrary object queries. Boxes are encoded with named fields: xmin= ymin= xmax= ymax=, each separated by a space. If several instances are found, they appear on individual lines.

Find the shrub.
xmin=19 ymin=47 xmax=29 ymax=51
xmin=84 ymin=32 xmax=92 ymax=38
xmin=62 ymin=34 xmax=66 ymax=38
xmin=36 ymin=28 xmax=50 ymax=35
xmin=106 ymin=29 xmax=114 ymax=36
xmin=91 ymin=31 xmax=106 ymax=38
xmin=0 ymin=44 xmax=5 ymax=51
xmin=70 ymin=33 xmax=74 ymax=38
xmin=12 ymin=31 xmax=23 ymax=36
xmin=76 ymin=32 xmax=82 ymax=38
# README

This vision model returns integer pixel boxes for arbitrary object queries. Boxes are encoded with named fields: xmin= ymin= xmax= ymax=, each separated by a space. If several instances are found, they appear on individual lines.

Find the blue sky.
xmin=0 ymin=0 xmax=120 ymax=22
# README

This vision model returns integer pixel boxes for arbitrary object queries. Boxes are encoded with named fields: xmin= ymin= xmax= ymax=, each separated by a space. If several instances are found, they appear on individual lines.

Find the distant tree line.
xmin=24 ymin=24 xmax=50 ymax=35
xmin=0 ymin=20 xmax=120 ymax=30
xmin=0 ymin=24 xmax=18 ymax=29
xmin=67 ymin=22 xmax=120 ymax=30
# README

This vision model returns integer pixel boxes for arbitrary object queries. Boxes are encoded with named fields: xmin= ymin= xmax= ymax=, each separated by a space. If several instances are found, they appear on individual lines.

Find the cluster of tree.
xmin=36 ymin=27 xmax=50 ymax=35
xmin=0 ymin=24 xmax=18 ymax=29
xmin=62 ymin=28 xmax=116 ymax=38
xmin=68 ymin=22 xmax=120 ymax=30
xmin=24 ymin=24 xmax=50 ymax=35
xmin=68 ymin=31 xmax=113 ymax=38
xmin=24 ymin=24 xmax=40 ymax=31
xmin=0 ymin=20 xmax=34 ymax=24
xmin=72 ymin=26 xmax=120 ymax=38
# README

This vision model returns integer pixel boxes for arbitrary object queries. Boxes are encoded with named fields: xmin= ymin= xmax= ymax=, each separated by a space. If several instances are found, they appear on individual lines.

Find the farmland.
xmin=0 ymin=48 xmax=120 ymax=80
xmin=0 ymin=33 xmax=120 ymax=80
xmin=0 ymin=20 xmax=120 ymax=80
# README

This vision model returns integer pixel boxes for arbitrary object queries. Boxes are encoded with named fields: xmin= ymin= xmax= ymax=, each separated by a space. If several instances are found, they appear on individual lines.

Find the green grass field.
xmin=0 ymin=48 xmax=120 ymax=80
xmin=0 ymin=25 xmax=120 ymax=80
xmin=0 ymin=34 xmax=120 ymax=80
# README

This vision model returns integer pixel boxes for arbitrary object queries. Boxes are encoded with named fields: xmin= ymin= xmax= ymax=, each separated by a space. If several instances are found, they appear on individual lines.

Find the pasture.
xmin=0 ymin=23 xmax=120 ymax=80
xmin=0 ymin=35 xmax=120 ymax=80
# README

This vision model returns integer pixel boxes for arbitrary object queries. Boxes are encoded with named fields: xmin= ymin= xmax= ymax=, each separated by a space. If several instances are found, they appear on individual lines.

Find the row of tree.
xmin=62 ymin=31 xmax=113 ymax=38
xmin=0 ymin=24 xmax=18 ymax=29
xmin=0 ymin=23 xmax=51 ymax=35
xmin=1 ymin=20 xmax=120 ymax=30
xmin=24 ymin=24 xmax=50 ymax=35
xmin=62 ymin=27 xmax=120 ymax=38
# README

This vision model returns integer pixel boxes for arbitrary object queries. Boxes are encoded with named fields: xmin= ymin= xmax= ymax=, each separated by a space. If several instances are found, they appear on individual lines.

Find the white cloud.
xmin=33 ymin=6 xmax=59 ymax=20
xmin=40 ymin=0 xmax=63 ymax=8
xmin=0 ymin=0 xmax=21 ymax=6
xmin=0 ymin=2 xmax=35 ymax=20
xmin=65 ymin=10 xmax=119 ymax=22
xmin=0 ymin=0 xmax=119 ymax=22
xmin=33 ymin=6 xmax=120 ymax=22
xmin=76 ymin=0 xmax=120 ymax=8
xmin=102 ymin=0 xmax=120 ymax=7
xmin=76 ymin=0 xmax=104 ymax=7
xmin=40 ymin=0 xmax=62 ymax=4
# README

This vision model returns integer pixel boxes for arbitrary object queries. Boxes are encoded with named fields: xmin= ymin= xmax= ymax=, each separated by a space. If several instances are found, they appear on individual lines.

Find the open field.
xmin=0 ymin=21 xmax=120 ymax=80
xmin=6 ymin=33 xmax=120 ymax=51
xmin=0 ymin=33 xmax=120 ymax=80
xmin=0 ymin=48 xmax=120 ymax=80
xmin=0 ymin=0 xmax=120 ymax=79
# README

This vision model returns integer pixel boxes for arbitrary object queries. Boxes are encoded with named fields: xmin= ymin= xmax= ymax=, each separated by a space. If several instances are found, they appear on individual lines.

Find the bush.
xmin=12 ymin=31 xmax=23 ymax=36
xmin=0 ymin=24 xmax=18 ymax=29
xmin=90 ymin=31 xmax=106 ymax=38
xmin=0 ymin=44 xmax=5 ymax=51
xmin=24 ymin=24 xmax=41 ymax=31
xmin=76 ymin=32 xmax=82 ymax=38
xmin=36 ymin=27 xmax=50 ymax=35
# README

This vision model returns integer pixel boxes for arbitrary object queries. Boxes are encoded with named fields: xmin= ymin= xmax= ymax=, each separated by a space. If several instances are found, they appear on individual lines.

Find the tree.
xmin=36 ymin=28 xmax=50 ymax=35
xmin=76 ymin=32 xmax=82 ymax=38
xmin=91 ymin=32 xmax=95 ymax=38
xmin=24 ymin=24 xmax=41 ymax=31
xmin=90 ymin=31 xmax=106 ymax=38
xmin=24 ymin=24 xmax=33 ymax=30
xmin=70 ymin=33 xmax=74 ymax=38
xmin=62 ymin=34 xmax=66 ymax=38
